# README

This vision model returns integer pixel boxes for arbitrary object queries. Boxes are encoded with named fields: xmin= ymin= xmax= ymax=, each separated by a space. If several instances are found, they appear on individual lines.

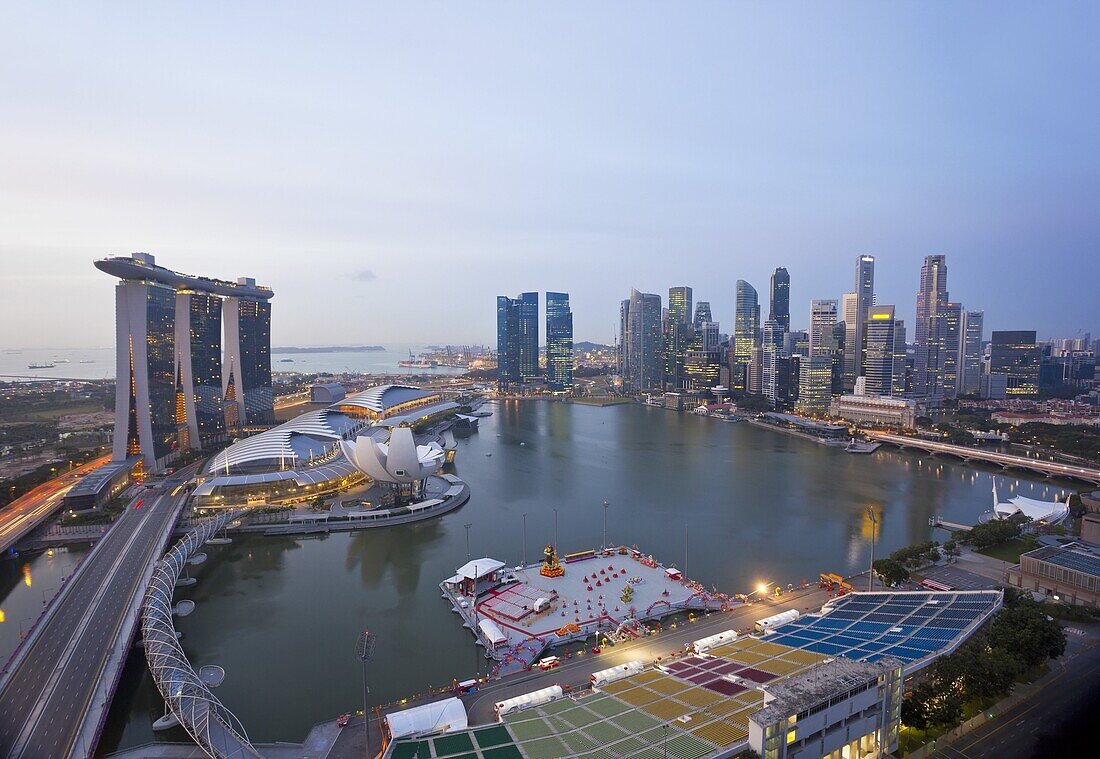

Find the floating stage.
xmin=441 ymin=545 xmax=735 ymax=676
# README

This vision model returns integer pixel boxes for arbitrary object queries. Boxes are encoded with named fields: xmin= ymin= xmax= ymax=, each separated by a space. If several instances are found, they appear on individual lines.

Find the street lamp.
xmin=867 ymin=507 xmax=877 ymax=592
xmin=356 ymin=629 xmax=376 ymax=759
xmin=464 ymin=522 xmax=472 ymax=562
xmin=553 ymin=507 xmax=559 ymax=549
xmin=602 ymin=500 xmax=609 ymax=551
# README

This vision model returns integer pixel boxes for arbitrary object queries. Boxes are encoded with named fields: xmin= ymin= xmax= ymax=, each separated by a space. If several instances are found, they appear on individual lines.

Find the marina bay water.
xmin=93 ymin=401 xmax=1073 ymax=753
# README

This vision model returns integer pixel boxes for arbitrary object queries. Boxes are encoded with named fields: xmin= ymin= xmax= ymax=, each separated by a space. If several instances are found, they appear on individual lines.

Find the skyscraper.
xmin=761 ymin=319 xmax=784 ymax=404
xmin=957 ymin=310 xmax=984 ymax=396
xmin=545 ymin=292 xmax=573 ymax=393
xmin=621 ymin=289 xmax=663 ymax=392
xmin=496 ymin=292 xmax=539 ymax=389
xmin=862 ymin=306 xmax=906 ymax=396
xmin=913 ymin=254 xmax=953 ymax=398
xmin=990 ymin=331 xmax=1040 ymax=397
xmin=96 ymin=253 xmax=273 ymax=472
xmin=668 ymin=286 xmax=693 ymax=326
xmin=846 ymin=255 xmax=876 ymax=391
xmin=223 ymin=288 xmax=274 ymax=426
xmin=175 ymin=290 xmax=226 ymax=450
xmin=940 ymin=302 xmax=962 ymax=399
xmin=692 ymin=301 xmax=712 ymax=331
xmin=769 ymin=267 xmax=791 ymax=332
xmin=809 ymin=299 xmax=839 ymax=357
xmin=666 ymin=286 xmax=694 ymax=388
xmin=734 ymin=279 xmax=760 ymax=361
xmin=797 ymin=355 xmax=833 ymax=415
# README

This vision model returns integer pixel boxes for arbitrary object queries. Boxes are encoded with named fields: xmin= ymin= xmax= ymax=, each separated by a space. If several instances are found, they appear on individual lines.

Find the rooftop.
xmin=751 ymin=656 xmax=901 ymax=726
xmin=65 ymin=457 xmax=138 ymax=499
xmin=1023 ymin=543 xmax=1100 ymax=577
xmin=94 ymin=254 xmax=273 ymax=299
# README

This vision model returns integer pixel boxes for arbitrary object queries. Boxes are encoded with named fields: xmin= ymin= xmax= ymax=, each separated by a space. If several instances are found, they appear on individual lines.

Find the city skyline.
xmin=2 ymin=3 xmax=1098 ymax=347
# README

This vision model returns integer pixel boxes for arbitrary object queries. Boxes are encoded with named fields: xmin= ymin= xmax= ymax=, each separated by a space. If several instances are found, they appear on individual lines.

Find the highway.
xmin=867 ymin=432 xmax=1100 ymax=485
xmin=0 ymin=454 xmax=111 ymax=554
xmin=0 ymin=467 xmax=192 ymax=759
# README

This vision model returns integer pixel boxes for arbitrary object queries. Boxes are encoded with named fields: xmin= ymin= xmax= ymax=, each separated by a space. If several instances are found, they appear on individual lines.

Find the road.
xmin=932 ymin=637 xmax=1100 ymax=759
xmin=0 ymin=454 xmax=111 ymax=554
xmin=0 ymin=468 xmax=192 ymax=758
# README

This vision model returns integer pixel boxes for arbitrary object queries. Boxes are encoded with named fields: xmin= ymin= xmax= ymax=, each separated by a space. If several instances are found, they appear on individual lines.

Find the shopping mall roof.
xmin=335 ymin=385 xmax=436 ymax=414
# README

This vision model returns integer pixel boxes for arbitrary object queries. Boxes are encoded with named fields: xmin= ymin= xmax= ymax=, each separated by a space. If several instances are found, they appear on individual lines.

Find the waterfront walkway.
xmin=0 ymin=467 xmax=193 ymax=758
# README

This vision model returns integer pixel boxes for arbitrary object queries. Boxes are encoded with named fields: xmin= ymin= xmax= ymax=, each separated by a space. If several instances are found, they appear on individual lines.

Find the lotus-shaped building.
xmin=340 ymin=426 xmax=445 ymax=494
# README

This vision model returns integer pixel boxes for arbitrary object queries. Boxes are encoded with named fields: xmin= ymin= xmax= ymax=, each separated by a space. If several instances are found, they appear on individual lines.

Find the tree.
xmin=943 ymin=540 xmax=960 ymax=559
xmin=934 ymin=639 xmax=1018 ymax=702
xmin=987 ymin=601 xmax=1066 ymax=668
xmin=872 ymin=558 xmax=909 ymax=586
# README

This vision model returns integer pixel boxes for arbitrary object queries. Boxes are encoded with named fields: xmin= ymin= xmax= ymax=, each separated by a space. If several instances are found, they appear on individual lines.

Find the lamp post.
xmin=867 ymin=507 xmax=877 ymax=592
xmin=522 ymin=513 xmax=527 ymax=566
xmin=602 ymin=500 xmax=609 ymax=550
xmin=553 ymin=508 xmax=559 ymax=549
xmin=464 ymin=522 xmax=472 ymax=562
xmin=355 ymin=629 xmax=376 ymax=759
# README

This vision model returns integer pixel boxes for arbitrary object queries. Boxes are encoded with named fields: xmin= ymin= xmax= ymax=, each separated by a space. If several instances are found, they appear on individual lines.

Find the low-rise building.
xmin=1005 ymin=542 xmax=1100 ymax=607
xmin=991 ymin=411 xmax=1100 ymax=427
xmin=62 ymin=457 xmax=138 ymax=512
xmin=829 ymin=394 xmax=917 ymax=431
xmin=748 ymin=656 xmax=904 ymax=759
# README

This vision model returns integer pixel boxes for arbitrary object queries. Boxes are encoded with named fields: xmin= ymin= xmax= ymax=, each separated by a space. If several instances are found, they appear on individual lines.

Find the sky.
xmin=0 ymin=1 xmax=1097 ymax=348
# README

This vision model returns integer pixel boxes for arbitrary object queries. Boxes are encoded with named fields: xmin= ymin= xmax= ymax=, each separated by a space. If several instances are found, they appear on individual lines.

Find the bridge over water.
xmin=866 ymin=432 xmax=1100 ymax=486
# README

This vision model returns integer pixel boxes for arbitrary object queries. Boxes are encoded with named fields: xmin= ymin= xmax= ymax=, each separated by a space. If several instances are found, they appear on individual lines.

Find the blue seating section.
xmin=762 ymin=591 xmax=1000 ymax=666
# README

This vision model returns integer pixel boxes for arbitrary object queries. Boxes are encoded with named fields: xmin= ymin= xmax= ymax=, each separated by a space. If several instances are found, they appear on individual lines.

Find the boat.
xmin=278 ymin=358 xmax=294 ymax=363
xmin=53 ymin=358 xmax=70 ymax=363
xmin=79 ymin=360 xmax=95 ymax=363
xmin=485 ymin=452 xmax=492 ymax=457
xmin=28 ymin=362 xmax=55 ymax=369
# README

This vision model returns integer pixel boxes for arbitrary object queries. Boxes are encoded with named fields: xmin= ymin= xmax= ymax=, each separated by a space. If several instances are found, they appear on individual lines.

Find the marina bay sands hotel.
xmin=96 ymin=253 xmax=275 ymax=474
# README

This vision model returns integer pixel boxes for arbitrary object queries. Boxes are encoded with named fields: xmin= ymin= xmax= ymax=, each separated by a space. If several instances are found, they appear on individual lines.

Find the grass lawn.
xmin=977 ymin=537 xmax=1039 ymax=563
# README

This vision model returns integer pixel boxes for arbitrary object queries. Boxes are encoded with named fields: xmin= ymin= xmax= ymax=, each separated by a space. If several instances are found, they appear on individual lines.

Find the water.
xmin=0 ymin=344 xmax=467 ymax=381
xmin=0 ymin=545 xmax=89 ymax=665
xmin=87 ymin=401 xmax=1073 ymax=752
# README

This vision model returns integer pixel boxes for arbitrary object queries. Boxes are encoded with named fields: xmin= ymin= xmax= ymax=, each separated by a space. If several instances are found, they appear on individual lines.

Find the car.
xmin=537 ymin=656 xmax=560 ymax=670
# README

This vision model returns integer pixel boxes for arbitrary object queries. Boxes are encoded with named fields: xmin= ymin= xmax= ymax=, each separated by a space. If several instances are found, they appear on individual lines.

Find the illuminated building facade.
xmin=620 ymin=289 xmax=663 ymax=392
xmin=796 ymin=355 xmax=833 ymax=415
xmin=809 ymin=299 xmax=838 ymax=358
xmin=861 ymin=305 xmax=906 ymax=396
xmin=844 ymin=255 xmax=876 ymax=392
xmin=990 ymin=330 xmax=1041 ymax=397
xmin=733 ymin=280 xmax=760 ymax=390
xmin=96 ymin=253 xmax=274 ymax=472
xmin=769 ymin=266 xmax=790 ymax=332
xmin=496 ymin=292 xmax=539 ymax=389
xmin=665 ymin=286 xmax=693 ymax=387
xmin=545 ymin=291 xmax=573 ymax=392
xmin=957 ymin=310 xmax=984 ymax=396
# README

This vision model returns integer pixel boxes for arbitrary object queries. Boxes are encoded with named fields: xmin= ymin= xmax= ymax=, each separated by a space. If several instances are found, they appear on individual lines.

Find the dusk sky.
xmin=1 ymin=2 xmax=1097 ymax=348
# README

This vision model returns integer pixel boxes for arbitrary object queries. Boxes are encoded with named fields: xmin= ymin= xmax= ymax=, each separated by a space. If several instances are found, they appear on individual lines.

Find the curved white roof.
xmin=995 ymin=495 xmax=1070 ymax=524
xmin=208 ymin=407 xmax=365 ymax=472
xmin=385 ymin=697 xmax=467 ymax=739
xmin=336 ymin=384 xmax=433 ymax=414
xmin=340 ymin=427 xmax=444 ymax=484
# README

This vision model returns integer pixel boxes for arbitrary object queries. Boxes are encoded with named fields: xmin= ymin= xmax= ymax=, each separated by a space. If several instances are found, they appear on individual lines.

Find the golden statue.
xmin=540 ymin=543 xmax=565 ymax=578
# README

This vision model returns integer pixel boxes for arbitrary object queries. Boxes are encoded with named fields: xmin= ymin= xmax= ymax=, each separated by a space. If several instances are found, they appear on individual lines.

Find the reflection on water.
xmin=97 ymin=402 xmax=1078 ymax=752
xmin=0 ymin=545 xmax=88 ymax=664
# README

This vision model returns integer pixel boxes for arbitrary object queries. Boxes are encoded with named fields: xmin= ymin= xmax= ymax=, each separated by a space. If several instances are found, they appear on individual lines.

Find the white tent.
xmin=478 ymin=618 xmax=508 ymax=647
xmin=385 ymin=697 xmax=467 ymax=739
xmin=494 ymin=685 xmax=563 ymax=717
xmin=755 ymin=609 xmax=800 ymax=632
xmin=455 ymin=558 xmax=506 ymax=580
xmin=591 ymin=661 xmax=645 ymax=686
xmin=692 ymin=629 xmax=738 ymax=653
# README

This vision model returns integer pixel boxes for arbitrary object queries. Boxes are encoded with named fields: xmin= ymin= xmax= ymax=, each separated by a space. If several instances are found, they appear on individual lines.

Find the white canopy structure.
xmin=455 ymin=558 xmax=505 ymax=580
xmin=478 ymin=618 xmax=508 ymax=647
xmin=992 ymin=483 xmax=1070 ymax=524
xmin=756 ymin=609 xmax=800 ymax=633
xmin=591 ymin=661 xmax=645 ymax=686
xmin=340 ymin=426 xmax=444 ymax=484
xmin=385 ymin=697 xmax=468 ymax=739
xmin=692 ymin=629 xmax=738 ymax=653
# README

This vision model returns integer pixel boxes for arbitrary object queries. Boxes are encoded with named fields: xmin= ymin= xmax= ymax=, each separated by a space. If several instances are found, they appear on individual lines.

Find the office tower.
xmin=892 ymin=321 xmax=908 ymax=396
xmin=913 ymin=254 xmax=953 ymax=398
xmin=96 ymin=253 xmax=273 ymax=472
xmin=175 ymin=290 xmax=226 ymax=450
xmin=769 ymin=267 xmax=791 ymax=332
xmin=224 ymin=289 xmax=274 ymax=426
xmin=621 ymin=289 xmax=663 ymax=392
xmin=545 ymin=292 xmax=573 ymax=392
xmin=783 ymin=331 xmax=808 ymax=358
xmin=797 ymin=355 xmax=833 ymax=415
xmin=862 ymin=306 xmax=905 ymax=396
xmin=747 ymin=346 xmax=764 ymax=394
xmin=848 ymin=255 xmax=875 ymax=388
xmin=809 ymin=299 xmax=839 ymax=357
xmin=990 ymin=331 xmax=1041 ymax=397
xmin=693 ymin=301 xmax=712 ymax=331
xmin=700 ymin=321 xmax=720 ymax=352
xmin=734 ymin=281 xmax=760 ymax=365
xmin=683 ymin=345 xmax=721 ymax=391
xmin=957 ymin=311 xmax=984 ymax=396
xmin=841 ymin=292 xmax=859 ymax=391
xmin=666 ymin=287 xmax=694 ymax=388
xmin=940 ymin=302 xmax=962 ymax=398
xmin=761 ymin=319 xmax=784 ymax=404
xmin=496 ymin=292 xmax=539 ymax=389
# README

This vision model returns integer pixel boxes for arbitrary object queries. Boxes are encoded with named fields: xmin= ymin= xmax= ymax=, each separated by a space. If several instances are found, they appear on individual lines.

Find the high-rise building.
xmin=841 ymin=291 xmax=859 ymax=392
xmin=957 ymin=310 xmax=984 ymax=396
xmin=692 ymin=301 xmax=712 ymax=331
xmin=809 ymin=299 xmax=839 ymax=357
xmin=545 ymin=292 xmax=573 ymax=393
xmin=175 ymin=290 xmax=226 ymax=450
xmin=797 ymin=355 xmax=833 ymax=415
xmin=734 ymin=280 xmax=760 ymax=363
xmin=496 ymin=292 xmax=539 ymax=389
xmin=223 ymin=288 xmax=274 ymax=427
xmin=990 ymin=331 xmax=1041 ymax=397
xmin=770 ymin=267 xmax=791 ymax=332
xmin=862 ymin=306 xmax=906 ymax=396
xmin=620 ymin=289 xmax=663 ymax=392
xmin=665 ymin=287 xmax=694 ymax=388
xmin=913 ymin=254 xmax=954 ymax=398
xmin=96 ymin=253 xmax=273 ymax=472
xmin=761 ymin=319 xmax=785 ymax=405
xmin=699 ymin=321 xmax=720 ymax=352
xmin=940 ymin=302 xmax=962 ymax=398
xmin=846 ymin=255 xmax=875 ymax=391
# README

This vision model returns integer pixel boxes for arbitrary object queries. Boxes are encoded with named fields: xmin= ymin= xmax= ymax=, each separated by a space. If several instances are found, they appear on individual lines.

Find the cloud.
xmin=351 ymin=269 xmax=377 ymax=282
